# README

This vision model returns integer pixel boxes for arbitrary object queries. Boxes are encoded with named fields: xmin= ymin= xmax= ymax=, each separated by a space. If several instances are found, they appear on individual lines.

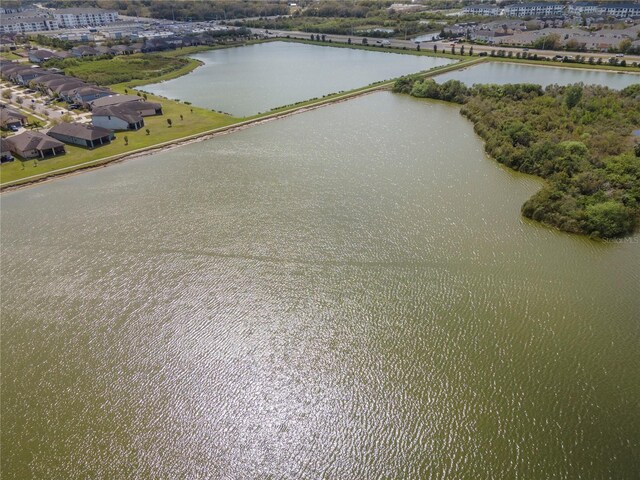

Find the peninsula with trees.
xmin=393 ymin=77 xmax=640 ymax=238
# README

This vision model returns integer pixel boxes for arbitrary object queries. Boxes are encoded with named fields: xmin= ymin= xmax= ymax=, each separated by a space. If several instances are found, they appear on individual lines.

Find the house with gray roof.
xmin=88 ymin=94 xmax=142 ymax=110
xmin=28 ymin=49 xmax=61 ymax=64
xmin=4 ymin=131 xmax=65 ymax=159
xmin=92 ymin=104 xmax=144 ymax=131
xmin=69 ymin=85 xmax=113 ymax=107
xmin=47 ymin=122 xmax=114 ymax=148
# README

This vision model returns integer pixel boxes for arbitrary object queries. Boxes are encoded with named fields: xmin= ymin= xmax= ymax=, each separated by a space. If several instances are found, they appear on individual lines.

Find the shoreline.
xmin=0 ymin=88 xmax=385 ymax=193
xmin=3 ymin=36 xmax=635 ymax=191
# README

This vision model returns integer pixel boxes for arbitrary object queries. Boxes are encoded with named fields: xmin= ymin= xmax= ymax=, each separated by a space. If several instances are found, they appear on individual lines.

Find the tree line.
xmin=393 ymin=77 xmax=640 ymax=238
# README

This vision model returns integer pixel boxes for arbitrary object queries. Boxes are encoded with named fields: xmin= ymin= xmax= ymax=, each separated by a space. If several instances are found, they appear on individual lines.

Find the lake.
xmin=2 ymin=92 xmax=638 ymax=478
xmin=143 ymin=41 xmax=455 ymax=116
xmin=433 ymin=60 xmax=640 ymax=89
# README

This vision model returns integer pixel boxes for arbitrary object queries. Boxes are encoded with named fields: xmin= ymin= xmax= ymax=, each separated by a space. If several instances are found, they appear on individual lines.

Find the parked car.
xmin=9 ymin=125 xmax=19 ymax=132
xmin=1 ymin=153 xmax=14 ymax=163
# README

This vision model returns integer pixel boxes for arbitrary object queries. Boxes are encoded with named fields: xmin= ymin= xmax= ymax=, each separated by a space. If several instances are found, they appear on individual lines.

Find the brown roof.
xmin=5 ymin=131 xmax=64 ymax=152
xmin=122 ymin=101 xmax=161 ymax=113
xmin=92 ymin=104 xmax=143 ymax=124
xmin=89 ymin=94 xmax=141 ymax=109
xmin=54 ymin=80 xmax=87 ymax=94
xmin=47 ymin=122 xmax=112 ymax=141
xmin=0 ymin=107 xmax=26 ymax=125
xmin=70 ymin=86 xmax=112 ymax=96
xmin=31 ymin=73 xmax=65 ymax=85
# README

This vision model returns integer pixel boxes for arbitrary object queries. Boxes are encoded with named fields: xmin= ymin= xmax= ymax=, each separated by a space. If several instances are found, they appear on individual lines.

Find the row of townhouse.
xmin=464 ymin=3 xmax=640 ymax=18
xmin=0 ymin=8 xmax=117 ymax=35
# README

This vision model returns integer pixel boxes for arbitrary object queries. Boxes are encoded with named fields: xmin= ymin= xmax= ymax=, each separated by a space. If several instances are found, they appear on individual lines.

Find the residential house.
xmin=1 ymin=140 xmax=14 ymax=162
xmin=111 ymin=44 xmax=135 ymax=55
xmin=123 ymin=101 xmax=163 ymax=117
xmin=0 ymin=106 xmax=27 ymax=129
xmin=55 ymin=80 xmax=89 ymax=102
xmin=29 ymin=73 xmax=65 ymax=92
xmin=92 ymin=104 xmax=144 ymax=130
xmin=5 ymin=131 xmax=65 ymax=159
xmin=70 ymin=45 xmax=101 ymax=57
xmin=94 ymin=45 xmax=115 ymax=55
xmin=88 ymin=94 xmax=142 ymax=110
xmin=28 ymin=49 xmax=62 ymax=64
xmin=41 ymin=77 xmax=82 ymax=96
xmin=0 ymin=64 xmax=30 ymax=81
xmin=69 ymin=86 xmax=113 ymax=107
xmin=47 ymin=122 xmax=114 ymax=148
xmin=14 ymin=67 xmax=48 ymax=86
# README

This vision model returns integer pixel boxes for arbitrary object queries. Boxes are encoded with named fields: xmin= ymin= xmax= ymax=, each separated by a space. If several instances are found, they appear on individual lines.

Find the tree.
xmin=362 ymin=38 xmax=368 ymax=45
xmin=180 ymin=114 xmax=184 ymax=121
xmin=585 ymin=201 xmax=634 ymax=238
xmin=460 ymin=45 xmax=465 ymax=55
xmin=564 ymin=85 xmax=582 ymax=109
xmin=347 ymin=37 xmax=351 ymax=44
xmin=1 ymin=90 xmax=11 ymax=99
xmin=469 ymin=46 xmax=473 ymax=56
xmin=433 ymin=44 xmax=437 ymax=53
xmin=124 ymin=135 xmax=129 ymax=146
xmin=167 ymin=118 xmax=172 ymax=127
xmin=618 ymin=38 xmax=632 ymax=53
xmin=146 ymin=128 xmax=150 ymax=135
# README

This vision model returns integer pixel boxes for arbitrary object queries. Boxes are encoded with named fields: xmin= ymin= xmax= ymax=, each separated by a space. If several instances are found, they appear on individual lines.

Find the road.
xmin=250 ymin=28 xmax=640 ymax=63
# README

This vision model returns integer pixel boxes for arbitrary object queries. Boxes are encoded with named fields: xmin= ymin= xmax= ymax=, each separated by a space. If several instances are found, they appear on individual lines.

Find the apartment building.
xmin=504 ymin=3 xmax=564 ymax=17
xmin=52 ymin=8 xmax=118 ymax=28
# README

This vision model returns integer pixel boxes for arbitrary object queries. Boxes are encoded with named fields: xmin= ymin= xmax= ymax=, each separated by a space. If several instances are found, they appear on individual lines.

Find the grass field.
xmin=58 ymin=54 xmax=192 ymax=86
xmin=0 ymin=90 xmax=240 ymax=185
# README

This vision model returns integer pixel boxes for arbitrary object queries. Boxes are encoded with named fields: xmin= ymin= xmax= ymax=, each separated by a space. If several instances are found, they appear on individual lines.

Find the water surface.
xmin=1 ymin=92 xmax=639 ymax=478
xmin=434 ymin=60 xmax=640 ymax=88
xmin=143 ymin=41 xmax=455 ymax=116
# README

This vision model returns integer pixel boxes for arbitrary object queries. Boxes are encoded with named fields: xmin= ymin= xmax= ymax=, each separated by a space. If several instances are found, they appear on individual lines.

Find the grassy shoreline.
xmin=2 ymin=37 xmax=638 ymax=189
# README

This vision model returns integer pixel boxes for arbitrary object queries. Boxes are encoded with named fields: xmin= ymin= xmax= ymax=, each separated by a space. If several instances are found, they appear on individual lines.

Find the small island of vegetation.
xmin=393 ymin=77 xmax=640 ymax=239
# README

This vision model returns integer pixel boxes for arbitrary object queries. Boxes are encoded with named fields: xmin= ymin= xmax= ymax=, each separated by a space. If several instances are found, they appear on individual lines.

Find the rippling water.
xmin=434 ymin=61 xmax=640 ymax=89
xmin=1 ymin=93 xmax=639 ymax=478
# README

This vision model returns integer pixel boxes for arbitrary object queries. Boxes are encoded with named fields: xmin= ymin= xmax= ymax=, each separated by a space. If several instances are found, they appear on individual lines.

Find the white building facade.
xmin=53 ymin=8 xmax=118 ymax=28
xmin=504 ymin=3 xmax=564 ymax=17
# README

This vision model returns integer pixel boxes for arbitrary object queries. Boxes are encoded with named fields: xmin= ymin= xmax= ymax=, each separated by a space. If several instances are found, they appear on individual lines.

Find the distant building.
xmin=568 ymin=2 xmax=600 ymax=15
xmin=28 ymin=49 xmax=62 ymax=64
xmin=504 ymin=3 xmax=564 ymax=18
xmin=597 ymin=3 xmax=640 ymax=18
xmin=0 ymin=12 xmax=59 ymax=35
xmin=53 ymin=8 xmax=118 ymax=28
xmin=463 ymin=5 xmax=501 ymax=16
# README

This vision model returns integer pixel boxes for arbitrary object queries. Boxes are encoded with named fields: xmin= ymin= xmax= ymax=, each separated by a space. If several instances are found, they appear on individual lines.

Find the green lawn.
xmin=58 ymin=54 xmax=191 ymax=85
xmin=0 ymin=91 xmax=240 ymax=185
